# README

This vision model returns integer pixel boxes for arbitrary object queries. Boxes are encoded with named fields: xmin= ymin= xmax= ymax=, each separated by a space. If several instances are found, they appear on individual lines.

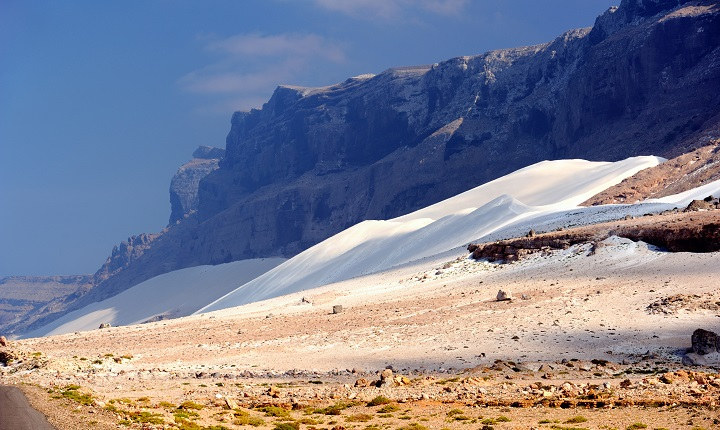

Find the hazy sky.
xmin=0 ymin=0 xmax=616 ymax=276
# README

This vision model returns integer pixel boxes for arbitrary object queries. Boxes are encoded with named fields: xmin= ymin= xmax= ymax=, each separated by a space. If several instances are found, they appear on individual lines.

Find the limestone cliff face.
xmin=195 ymin=0 xmax=720 ymax=258
xmin=17 ymin=0 xmax=720 ymax=335
xmin=168 ymin=146 xmax=224 ymax=224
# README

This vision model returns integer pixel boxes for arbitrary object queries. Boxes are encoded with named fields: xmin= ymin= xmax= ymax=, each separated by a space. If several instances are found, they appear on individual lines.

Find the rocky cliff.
xmin=169 ymin=146 xmax=225 ymax=224
xmin=16 ymin=0 xmax=720 ymax=336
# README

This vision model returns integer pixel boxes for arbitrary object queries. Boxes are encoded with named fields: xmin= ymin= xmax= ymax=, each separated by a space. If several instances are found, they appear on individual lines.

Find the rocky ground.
xmin=467 ymin=208 xmax=720 ymax=262
xmin=582 ymin=141 xmax=720 ymax=206
xmin=2 ymin=211 xmax=720 ymax=429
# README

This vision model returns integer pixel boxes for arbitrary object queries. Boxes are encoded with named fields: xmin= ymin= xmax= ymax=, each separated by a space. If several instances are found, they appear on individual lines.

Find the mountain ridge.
xmin=6 ymin=0 xmax=719 ymax=336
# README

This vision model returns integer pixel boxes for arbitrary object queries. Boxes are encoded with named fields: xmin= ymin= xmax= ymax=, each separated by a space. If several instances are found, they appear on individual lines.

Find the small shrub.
xmin=273 ymin=423 xmax=299 ymax=430
xmin=125 ymin=411 xmax=164 ymax=425
xmin=174 ymin=410 xmax=200 ymax=420
xmin=315 ymin=402 xmax=352 ymax=415
xmin=626 ymin=424 xmax=647 ymax=430
xmin=378 ymin=404 xmax=400 ymax=413
xmin=346 ymin=413 xmax=373 ymax=422
xmin=233 ymin=409 xmax=265 ymax=427
xmin=367 ymin=395 xmax=392 ymax=406
xmin=398 ymin=424 xmax=428 ymax=430
xmin=58 ymin=385 xmax=94 ymax=406
xmin=179 ymin=400 xmax=205 ymax=410
xmin=566 ymin=416 xmax=588 ymax=424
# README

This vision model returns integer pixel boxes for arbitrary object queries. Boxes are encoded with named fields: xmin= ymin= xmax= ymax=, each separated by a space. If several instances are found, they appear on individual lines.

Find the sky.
xmin=0 ymin=0 xmax=617 ymax=277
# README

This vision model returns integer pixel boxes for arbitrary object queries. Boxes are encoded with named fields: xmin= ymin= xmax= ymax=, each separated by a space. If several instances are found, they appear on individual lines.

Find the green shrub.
xmin=233 ymin=409 xmax=265 ymax=427
xmin=566 ymin=416 xmax=588 ymax=424
xmin=178 ymin=400 xmax=205 ymax=410
xmin=346 ymin=413 xmax=373 ymax=422
xmin=378 ymin=404 xmax=400 ymax=413
xmin=367 ymin=395 xmax=392 ymax=406
xmin=272 ymin=423 xmax=299 ymax=430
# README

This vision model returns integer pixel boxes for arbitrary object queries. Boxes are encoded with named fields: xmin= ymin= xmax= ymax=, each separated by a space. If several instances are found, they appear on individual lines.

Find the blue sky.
xmin=0 ymin=0 xmax=616 ymax=276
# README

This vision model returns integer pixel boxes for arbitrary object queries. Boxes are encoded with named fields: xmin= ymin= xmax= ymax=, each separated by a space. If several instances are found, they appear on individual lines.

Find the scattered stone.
xmin=332 ymin=305 xmax=343 ymax=314
xmin=683 ymin=353 xmax=707 ymax=366
xmin=691 ymin=328 xmax=719 ymax=355
xmin=394 ymin=375 xmax=411 ymax=385
xmin=98 ymin=323 xmax=111 ymax=329
xmin=380 ymin=368 xmax=393 ymax=381
xmin=354 ymin=378 xmax=371 ymax=387
xmin=224 ymin=397 xmax=238 ymax=410
xmin=267 ymin=386 xmax=280 ymax=398
xmin=0 ymin=350 xmax=15 ymax=366
xmin=685 ymin=199 xmax=715 ymax=212
xmin=496 ymin=290 xmax=512 ymax=301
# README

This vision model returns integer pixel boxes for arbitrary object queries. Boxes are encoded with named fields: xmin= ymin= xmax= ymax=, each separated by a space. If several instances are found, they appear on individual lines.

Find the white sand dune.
xmin=27 ymin=258 xmax=285 ymax=337
xmin=37 ymin=155 xmax=720 ymax=338
xmin=199 ymin=156 xmax=663 ymax=313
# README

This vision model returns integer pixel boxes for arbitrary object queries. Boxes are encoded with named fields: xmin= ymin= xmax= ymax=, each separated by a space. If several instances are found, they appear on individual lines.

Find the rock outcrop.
xmin=691 ymin=328 xmax=719 ymax=355
xmin=193 ymin=0 xmax=720 ymax=260
xmin=17 ymin=0 xmax=720 ymax=335
xmin=169 ymin=146 xmax=224 ymax=224
xmin=583 ymin=140 xmax=720 ymax=205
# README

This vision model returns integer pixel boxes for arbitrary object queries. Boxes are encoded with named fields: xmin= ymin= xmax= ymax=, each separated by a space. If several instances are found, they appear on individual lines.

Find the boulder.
xmin=496 ymin=290 xmax=512 ymax=301
xmin=691 ymin=328 xmax=719 ymax=355
xmin=0 ymin=350 xmax=15 ymax=366
xmin=354 ymin=378 xmax=371 ymax=387
xmin=685 ymin=199 xmax=714 ymax=212
xmin=0 ymin=336 xmax=7 ymax=347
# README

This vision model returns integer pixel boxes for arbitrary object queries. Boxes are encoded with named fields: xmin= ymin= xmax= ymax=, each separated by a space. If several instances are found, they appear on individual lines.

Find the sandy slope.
xmin=27 ymin=258 xmax=285 ymax=337
xmin=201 ymin=156 xmax=663 ymax=313
xmin=4 ymin=212 xmax=720 ymax=429
xmin=12 ymin=235 xmax=719 ymax=379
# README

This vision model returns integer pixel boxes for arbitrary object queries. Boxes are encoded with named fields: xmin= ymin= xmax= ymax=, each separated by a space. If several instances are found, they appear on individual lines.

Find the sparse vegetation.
xmin=367 ymin=395 xmax=392 ymax=406
xmin=257 ymin=405 xmax=291 ymax=418
xmin=232 ymin=408 xmax=265 ymax=426
xmin=179 ymin=400 xmax=205 ymax=410
xmin=54 ymin=385 xmax=94 ymax=406
xmin=378 ymin=404 xmax=400 ymax=413
xmin=272 ymin=423 xmax=299 ymax=430
xmin=397 ymin=424 xmax=428 ymax=430
xmin=566 ymin=416 xmax=588 ymax=424
xmin=315 ymin=401 xmax=353 ymax=415
xmin=346 ymin=413 xmax=373 ymax=422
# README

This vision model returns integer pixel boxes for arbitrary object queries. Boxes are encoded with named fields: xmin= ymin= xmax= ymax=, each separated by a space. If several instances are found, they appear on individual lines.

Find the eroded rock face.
xmin=196 ymin=0 xmax=720 ymax=261
xmin=169 ymin=146 xmax=224 ymax=225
